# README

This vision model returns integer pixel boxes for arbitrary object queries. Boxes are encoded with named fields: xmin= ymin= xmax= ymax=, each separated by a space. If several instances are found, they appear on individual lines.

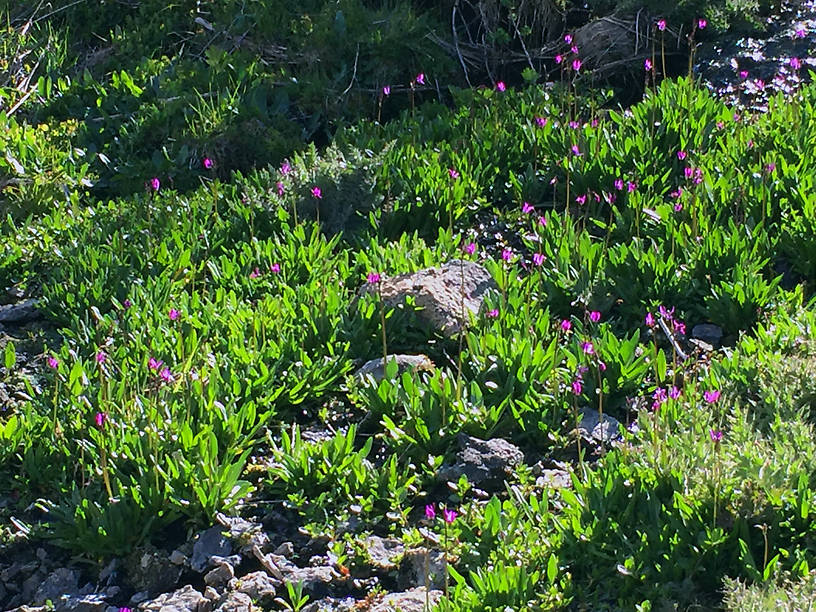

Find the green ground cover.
xmin=0 ymin=1 xmax=815 ymax=610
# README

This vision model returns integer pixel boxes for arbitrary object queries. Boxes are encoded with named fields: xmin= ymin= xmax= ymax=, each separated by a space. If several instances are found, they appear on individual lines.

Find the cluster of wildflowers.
xmin=425 ymin=503 xmax=457 ymax=523
xmin=555 ymin=33 xmax=582 ymax=73
xmin=652 ymin=385 xmax=681 ymax=411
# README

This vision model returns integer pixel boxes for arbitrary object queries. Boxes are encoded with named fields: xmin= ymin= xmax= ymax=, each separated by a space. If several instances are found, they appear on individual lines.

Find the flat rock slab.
xmin=191 ymin=527 xmax=233 ymax=573
xmin=138 ymin=585 xmax=206 ymax=612
xmin=361 ymin=535 xmax=405 ymax=571
xmin=438 ymin=433 xmax=523 ymax=488
xmin=0 ymin=299 xmax=41 ymax=324
xmin=358 ymin=260 xmax=497 ymax=336
xmin=370 ymin=588 xmax=442 ymax=612
xmin=354 ymin=354 xmax=434 ymax=383
xmin=691 ymin=323 xmax=723 ymax=347
xmin=578 ymin=407 xmax=622 ymax=443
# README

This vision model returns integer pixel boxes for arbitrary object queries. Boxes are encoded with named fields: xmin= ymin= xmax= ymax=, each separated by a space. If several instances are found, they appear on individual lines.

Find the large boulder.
xmin=358 ymin=260 xmax=497 ymax=337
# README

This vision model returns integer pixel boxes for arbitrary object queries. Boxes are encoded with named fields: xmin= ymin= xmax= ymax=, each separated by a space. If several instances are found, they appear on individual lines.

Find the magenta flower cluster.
xmin=425 ymin=503 xmax=457 ymax=523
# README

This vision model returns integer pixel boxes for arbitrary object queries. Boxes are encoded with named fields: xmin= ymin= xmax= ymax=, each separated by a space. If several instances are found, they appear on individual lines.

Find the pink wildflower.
xmin=96 ymin=351 xmax=107 ymax=364
xmin=657 ymin=19 xmax=666 ymax=31
xmin=47 ymin=356 xmax=59 ymax=369
xmin=697 ymin=18 xmax=707 ymax=29
xmin=442 ymin=508 xmax=458 ymax=524
xmin=496 ymin=81 xmax=506 ymax=92
xmin=203 ymin=157 xmax=213 ymax=170
xmin=645 ymin=58 xmax=653 ymax=71
xmin=522 ymin=201 xmax=534 ymax=214
xmin=532 ymin=253 xmax=545 ymax=266
xmin=709 ymin=429 xmax=723 ymax=443
xmin=561 ymin=320 xmax=572 ymax=332
xmin=448 ymin=168 xmax=460 ymax=180
xmin=383 ymin=85 xmax=391 ymax=96
xmin=581 ymin=341 xmax=594 ymax=355
xmin=703 ymin=390 xmax=721 ymax=403
xmin=555 ymin=54 xmax=563 ymax=64
xmin=148 ymin=177 xmax=160 ymax=192
xmin=645 ymin=312 xmax=655 ymax=327
xmin=95 ymin=412 xmax=107 ymax=428
xmin=276 ymin=182 xmax=285 ymax=197
xmin=614 ymin=178 xmax=624 ymax=191
xmin=169 ymin=308 xmax=180 ymax=321
xmin=311 ymin=186 xmax=322 ymax=199
xmin=501 ymin=248 xmax=513 ymax=262
xmin=415 ymin=72 xmax=425 ymax=85
xmin=425 ymin=504 xmax=436 ymax=520
xmin=535 ymin=116 xmax=548 ymax=127
xmin=249 ymin=267 xmax=261 ymax=279
xmin=463 ymin=242 xmax=476 ymax=255
xmin=572 ymin=59 xmax=582 ymax=72
xmin=159 ymin=367 xmax=173 ymax=383
xmin=270 ymin=263 xmax=281 ymax=273
xmin=487 ymin=308 xmax=499 ymax=319
xmin=367 ymin=272 xmax=381 ymax=284
xmin=589 ymin=311 xmax=601 ymax=323
xmin=148 ymin=357 xmax=163 ymax=371
xmin=571 ymin=379 xmax=583 ymax=395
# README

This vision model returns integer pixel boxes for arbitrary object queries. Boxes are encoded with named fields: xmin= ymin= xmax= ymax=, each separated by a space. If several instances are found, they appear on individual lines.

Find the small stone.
xmin=361 ymin=536 xmax=405 ymax=572
xmin=204 ymin=562 xmax=234 ymax=590
xmin=34 ymin=568 xmax=81 ymax=606
xmin=398 ymin=548 xmax=446 ymax=590
xmin=302 ymin=597 xmax=358 ymax=612
xmin=437 ymin=433 xmax=523 ymax=489
xmin=577 ymin=407 xmax=622 ymax=443
xmin=59 ymin=593 xmax=109 ymax=612
xmin=353 ymin=354 xmax=435 ymax=384
xmin=215 ymin=513 xmax=269 ymax=553
xmin=213 ymin=591 xmax=252 ymax=612
xmin=129 ymin=591 xmax=150 ymax=605
xmin=137 ymin=585 xmax=206 ymax=612
xmin=125 ymin=546 xmax=182 ymax=595
xmin=282 ymin=566 xmax=337 ymax=597
xmin=191 ymin=527 xmax=233 ymax=573
xmin=370 ymin=587 xmax=442 ymax=612
xmin=203 ymin=587 xmax=219 ymax=600
xmin=273 ymin=541 xmax=294 ymax=558
xmin=169 ymin=550 xmax=188 ymax=566
xmin=692 ymin=323 xmax=723 ymax=347
xmin=0 ymin=299 xmax=41 ymax=324
xmin=233 ymin=571 xmax=278 ymax=601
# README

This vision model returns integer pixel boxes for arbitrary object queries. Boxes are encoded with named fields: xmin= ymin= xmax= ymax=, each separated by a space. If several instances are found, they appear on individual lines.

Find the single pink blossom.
xmin=561 ymin=320 xmax=572 ymax=332
xmin=674 ymin=202 xmax=683 ymax=212
xmin=270 ymin=263 xmax=281 ymax=273
xmin=599 ymin=361 xmax=607 ymax=372
xmin=555 ymin=54 xmax=563 ymax=64
xmin=657 ymin=19 xmax=666 ymax=31
xmin=96 ymin=351 xmax=107 ymax=364
xmin=703 ymin=390 xmax=721 ymax=403
xmin=645 ymin=58 xmax=653 ymax=71
xmin=463 ymin=242 xmax=476 ymax=255
xmin=123 ymin=299 xmax=132 ymax=309
xmin=790 ymin=57 xmax=802 ymax=70
xmin=486 ymin=308 xmax=499 ymax=319
xmin=148 ymin=357 xmax=163 ymax=371
xmin=169 ymin=308 xmax=180 ymax=321
xmin=571 ymin=144 xmax=582 ymax=156
xmin=697 ymin=18 xmax=707 ymax=29
xmin=415 ymin=72 xmax=425 ymax=85
xmin=668 ymin=385 xmax=681 ymax=399
xmin=677 ymin=150 xmax=687 ymax=160
xmin=382 ymin=85 xmax=391 ymax=96
xmin=311 ymin=186 xmax=322 ymax=199
xmin=425 ymin=504 xmax=436 ymax=520
xmin=575 ymin=194 xmax=587 ymax=205
xmin=614 ymin=178 xmax=624 ymax=191
xmin=249 ymin=267 xmax=261 ymax=279
xmin=794 ymin=28 xmax=806 ymax=39
xmin=569 ymin=120 xmax=580 ymax=129
xmin=570 ymin=45 xmax=579 ymax=54
xmin=501 ymin=248 xmax=513 ymax=262
xmin=572 ymin=59 xmax=582 ymax=72
xmin=280 ymin=161 xmax=292 ymax=175
xmin=538 ymin=215 xmax=547 ymax=227
xmin=535 ymin=116 xmax=547 ymax=127
xmin=709 ymin=429 xmax=723 ymax=443
xmin=532 ymin=253 xmax=545 ymax=266
xmin=589 ymin=311 xmax=601 ymax=323
xmin=442 ymin=508 xmax=457 ymax=524
xmin=496 ymin=81 xmax=506 ymax=92
xmin=522 ymin=202 xmax=534 ymax=214
xmin=448 ymin=168 xmax=460 ymax=180
xmin=627 ymin=181 xmax=637 ymax=192
xmin=203 ymin=157 xmax=214 ymax=170
xmin=47 ymin=356 xmax=59 ymax=369
xmin=159 ymin=367 xmax=173 ymax=383
xmin=367 ymin=272 xmax=381 ymax=284
xmin=645 ymin=312 xmax=655 ymax=327
xmin=571 ymin=379 xmax=583 ymax=395
xmin=581 ymin=341 xmax=594 ymax=355
xmin=276 ymin=181 xmax=285 ymax=197
xmin=564 ymin=34 xmax=573 ymax=44
xmin=739 ymin=70 xmax=749 ymax=79
xmin=148 ymin=177 xmax=160 ymax=192
xmin=94 ymin=412 xmax=107 ymax=428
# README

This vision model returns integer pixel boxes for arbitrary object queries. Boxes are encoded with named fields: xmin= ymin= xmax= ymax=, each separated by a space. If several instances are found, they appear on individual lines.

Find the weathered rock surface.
xmin=370 ymin=587 xmax=442 ymax=612
xmin=0 ymin=299 xmax=41 ymax=324
xmin=577 ymin=407 xmax=622 ymax=443
xmin=438 ymin=433 xmax=523 ymax=488
xmin=361 ymin=535 xmax=405 ymax=572
xmin=191 ymin=527 xmax=233 ymax=573
xmin=358 ymin=259 xmax=497 ymax=336
xmin=398 ymin=548 xmax=447 ymax=590
xmin=302 ymin=597 xmax=357 ymax=612
xmin=138 ymin=585 xmax=207 ymax=612
xmin=213 ymin=591 xmax=252 ymax=612
xmin=125 ymin=546 xmax=183 ymax=596
xmin=354 ymin=354 xmax=434 ymax=383
xmin=232 ymin=571 xmax=277 ymax=601
xmin=204 ymin=562 xmax=235 ymax=590
xmin=691 ymin=323 xmax=723 ymax=348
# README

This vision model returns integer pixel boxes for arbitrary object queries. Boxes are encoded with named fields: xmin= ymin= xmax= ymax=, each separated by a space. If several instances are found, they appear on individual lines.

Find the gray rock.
xmin=273 ymin=541 xmax=294 ymax=558
xmin=357 ymin=260 xmax=497 ymax=337
xmin=233 ymin=571 xmax=278 ymax=601
xmin=191 ymin=527 xmax=233 ymax=572
xmin=302 ymin=597 xmax=357 ymax=612
xmin=21 ymin=569 xmax=48 ymax=603
xmin=0 ymin=299 xmax=40 ymax=324
xmin=59 ymin=593 xmax=109 ymax=612
xmin=125 ymin=546 xmax=183 ymax=595
xmin=354 ymin=354 xmax=435 ymax=384
xmin=169 ymin=550 xmax=188 ymax=566
xmin=138 ymin=585 xmax=207 ymax=612
xmin=370 ymin=587 xmax=442 ymax=612
xmin=213 ymin=591 xmax=252 ymax=612
xmin=203 ymin=587 xmax=219 ymax=601
xmin=361 ymin=536 xmax=404 ymax=571
xmin=438 ymin=433 xmax=523 ymax=488
xmin=577 ymin=407 xmax=622 ymax=443
xmin=204 ymin=562 xmax=234 ymax=590
xmin=33 ymin=568 xmax=81 ymax=605
xmin=398 ymin=548 xmax=446 ymax=590
xmin=215 ymin=513 xmax=269 ymax=554
xmin=691 ymin=323 xmax=723 ymax=348
xmin=283 ymin=566 xmax=338 ymax=597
